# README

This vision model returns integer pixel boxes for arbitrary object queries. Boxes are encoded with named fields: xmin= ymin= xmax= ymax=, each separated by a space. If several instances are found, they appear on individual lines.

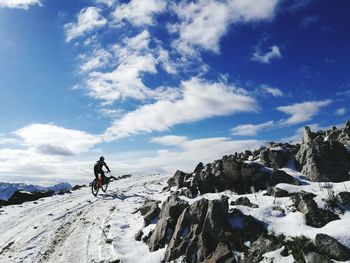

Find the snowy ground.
xmin=0 ymin=170 xmax=349 ymax=263
xmin=0 ymin=174 xmax=169 ymax=263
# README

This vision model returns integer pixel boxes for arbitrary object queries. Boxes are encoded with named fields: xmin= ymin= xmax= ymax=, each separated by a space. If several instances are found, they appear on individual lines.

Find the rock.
xmin=337 ymin=191 xmax=350 ymax=208
xmin=164 ymin=197 xmax=230 ymax=263
xmin=167 ymin=170 xmax=188 ymax=189
xmin=243 ymin=233 xmax=284 ymax=263
xmin=1 ymin=190 xmax=54 ymax=206
xmin=230 ymin=197 xmax=258 ymax=208
xmin=266 ymin=187 xmax=291 ymax=197
xmin=222 ymin=158 xmax=242 ymax=184
xmin=71 ymin=185 xmax=85 ymax=191
xmin=315 ymin=233 xmax=350 ymax=261
xmin=203 ymin=240 xmax=236 ymax=263
xmin=292 ymin=192 xmax=339 ymax=228
xmin=139 ymin=200 xmax=160 ymax=226
xmin=194 ymin=162 xmax=204 ymax=174
xmin=296 ymin=139 xmax=350 ymax=182
xmin=147 ymin=195 xmax=189 ymax=251
xmin=134 ymin=230 xmax=143 ymax=241
xmin=228 ymin=209 xmax=266 ymax=251
xmin=303 ymin=251 xmax=332 ymax=263
xmin=269 ymin=148 xmax=290 ymax=169
xmin=177 ymin=187 xmax=198 ymax=198
xmin=260 ymin=148 xmax=271 ymax=167
xmin=269 ymin=170 xmax=300 ymax=186
xmin=303 ymin=126 xmax=316 ymax=144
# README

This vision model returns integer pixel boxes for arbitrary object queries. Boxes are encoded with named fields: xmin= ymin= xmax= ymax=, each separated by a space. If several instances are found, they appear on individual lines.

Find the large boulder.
xmin=269 ymin=170 xmax=301 ymax=186
xmin=296 ymin=138 xmax=350 ymax=182
xmin=146 ymin=195 xmax=189 ymax=251
xmin=167 ymin=170 xmax=189 ymax=189
xmin=269 ymin=148 xmax=290 ymax=169
xmin=291 ymin=192 xmax=339 ymax=228
xmin=139 ymin=200 xmax=160 ymax=226
xmin=164 ymin=197 xmax=231 ymax=263
xmin=315 ymin=233 xmax=350 ymax=261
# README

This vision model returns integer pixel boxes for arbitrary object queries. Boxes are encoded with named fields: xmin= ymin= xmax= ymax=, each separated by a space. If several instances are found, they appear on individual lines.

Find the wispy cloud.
xmin=231 ymin=121 xmax=274 ymax=136
xmin=65 ymin=7 xmax=107 ymax=42
xmin=261 ymin=85 xmax=284 ymax=97
xmin=170 ymin=0 xmax=280 ymax=54
xmin=0 ymin=0 xmax=42 ymax=9
xmin=103 ymin=78 xmax=259 ymax=139
xmin=252 ymin=45 xmax=282 ymax=64
xmin=335 ymin=107 xmax=347 ymax=116
xmin=277 ymin=100 xmax=332 ymax=125
xmin=151 ymin=135 xmax=188 ymax=146
xmin=79 ymin=48 xmax=111 ymax=73
xmin=112 ymin=0 xmax=166 ymax=26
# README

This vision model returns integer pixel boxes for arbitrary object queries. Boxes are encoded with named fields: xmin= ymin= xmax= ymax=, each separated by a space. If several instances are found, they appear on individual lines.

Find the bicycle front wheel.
xmin=91 ymin=179 xmax=99 ymax=196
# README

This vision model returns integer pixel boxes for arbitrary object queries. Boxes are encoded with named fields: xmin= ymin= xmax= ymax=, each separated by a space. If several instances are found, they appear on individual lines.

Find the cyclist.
xmin=94 ymin=156 xmax=111 ymax=185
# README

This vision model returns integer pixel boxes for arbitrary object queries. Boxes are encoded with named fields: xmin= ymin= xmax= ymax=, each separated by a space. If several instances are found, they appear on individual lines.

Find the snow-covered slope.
xmin=0 ymin=182 xmax=72 ymax=201
xmin=0 ymin=172 xmax=349 ymax=263
xmin=0 ymin=174 xmax=169 ymax=263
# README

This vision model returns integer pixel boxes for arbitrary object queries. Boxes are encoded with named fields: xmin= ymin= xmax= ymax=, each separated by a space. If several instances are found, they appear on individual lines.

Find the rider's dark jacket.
xmin=94 ymin=160 xmax=110 ymax=178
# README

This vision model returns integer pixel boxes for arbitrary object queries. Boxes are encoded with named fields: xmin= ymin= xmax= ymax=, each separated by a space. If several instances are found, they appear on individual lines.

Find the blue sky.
xmin=0 ymin=0 xmax=349 ymax=185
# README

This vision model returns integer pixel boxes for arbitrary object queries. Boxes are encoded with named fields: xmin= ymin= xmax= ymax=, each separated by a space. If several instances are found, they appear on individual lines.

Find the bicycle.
xmin=91 ymin=171 xmax=110 ymax=196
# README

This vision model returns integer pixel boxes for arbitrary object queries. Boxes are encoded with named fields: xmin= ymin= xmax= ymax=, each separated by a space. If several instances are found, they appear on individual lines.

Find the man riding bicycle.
xmin=94 ymin=156 xmax=111 ymax=185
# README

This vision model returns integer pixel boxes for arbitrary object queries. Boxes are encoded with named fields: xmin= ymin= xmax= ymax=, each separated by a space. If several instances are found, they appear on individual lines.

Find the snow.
xmin=0 ymin=167 xmax=349 ymax=262
xmin=261 ymin=246 xmax=294 ymax=263
xmin=0 ymin=174 xmax=169 ymax=263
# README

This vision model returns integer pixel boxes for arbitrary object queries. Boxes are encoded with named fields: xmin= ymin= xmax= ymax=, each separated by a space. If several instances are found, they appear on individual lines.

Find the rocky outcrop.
xmin=0 ymin=190 xmax=54 ymax=206
xmin=259 ymin=143 xmax=300 ymax=169
xmin=296 ymin=124 xmax=350 ymax=182
xmin=146 ymin=195 xmax=189 ymax=251
xmin=139 ymin=200 xmax=160 ymax=226
xmin=315 ymin=233 xmax=350 ymax=261
xmin=291 ymin=192 xmax=339 ymax=227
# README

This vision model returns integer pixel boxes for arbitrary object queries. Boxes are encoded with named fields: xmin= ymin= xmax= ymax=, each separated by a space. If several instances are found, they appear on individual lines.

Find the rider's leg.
xmin=101 ymin=171 xmax=106 ymax=184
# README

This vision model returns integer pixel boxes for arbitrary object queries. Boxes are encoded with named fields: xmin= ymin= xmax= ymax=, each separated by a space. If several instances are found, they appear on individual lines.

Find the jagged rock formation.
xmin=138 ymin=120 xmax=350 ymax=262
xmin=296 ymin=122 xmax=350 ymax=182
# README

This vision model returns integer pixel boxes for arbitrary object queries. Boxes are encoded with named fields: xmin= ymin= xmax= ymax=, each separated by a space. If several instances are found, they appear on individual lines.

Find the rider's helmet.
xmin=100 ymin=156 xmax=105 ymax=161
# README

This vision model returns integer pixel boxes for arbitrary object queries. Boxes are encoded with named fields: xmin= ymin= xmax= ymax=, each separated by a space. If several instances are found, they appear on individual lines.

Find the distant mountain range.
xmin=0 ymin=182 xmax=72 ymax=201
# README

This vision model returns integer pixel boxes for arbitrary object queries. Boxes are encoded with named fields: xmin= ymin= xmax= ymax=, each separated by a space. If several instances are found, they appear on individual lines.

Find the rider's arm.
xmin=104 ymin=162 xmax=111 ymax=172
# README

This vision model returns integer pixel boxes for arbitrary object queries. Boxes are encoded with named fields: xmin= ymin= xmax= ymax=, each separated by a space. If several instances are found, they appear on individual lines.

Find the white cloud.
xmin=79 ymin=48 xmax=111 ymax=73
xmin=83 ymin=30 xmax=178 ymax=104
xmin=0 ymin=0 xmax=42 ymax=9
xmin=151 ymin=135 xmax=188 ymax=146
xmin=231 ymin=120 xmax=274 ymax=136
xmin=261 ymin=85 xmax=284 ymax=97
xmin=14 ymin=123 xmax=101 ymax=156
xmin=335 ymin=107 xmax=347 ymax=116
xmin=65 ymin=7 xmax=107 ymax=42
xmin=171 ymin=0 xmax=280 ymax=54
xmin=103 ymin=78 xmax=258 ymax=139
xmin=252 ymin=45 xmax=282 ymax=64
xmin=0 ymin=134 xmax=18 ymax=145
xmin=98 ymin=108 xmax=123 ymax=118
xmin=277 ymin=100 xmax=332 ymax=125
xmin=118 ymin=136 xmax=262 ymax=173
xmin=96 ymin=0 xmax=115 ymax=7
xmin=112 ymin=0 xmax=166 ymax=26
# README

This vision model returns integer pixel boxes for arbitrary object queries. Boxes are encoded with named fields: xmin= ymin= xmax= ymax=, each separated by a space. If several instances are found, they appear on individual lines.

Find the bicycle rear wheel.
xmin=101 ymin=182 xmax=108 ymax=192
xmin=91 ymin=179 xmax=99 ymax=196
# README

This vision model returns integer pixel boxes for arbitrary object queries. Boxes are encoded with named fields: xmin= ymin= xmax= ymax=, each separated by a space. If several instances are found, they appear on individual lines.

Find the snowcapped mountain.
xmin=0 ymin=182 xmax=72 ymax=201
